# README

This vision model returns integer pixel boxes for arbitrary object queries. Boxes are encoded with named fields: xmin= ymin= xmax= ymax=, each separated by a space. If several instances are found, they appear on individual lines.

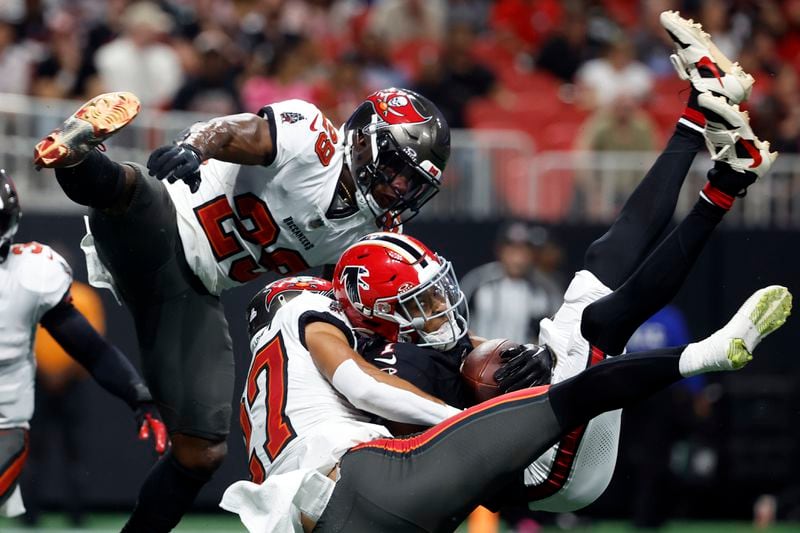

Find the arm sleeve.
xmin=40 ymin=300 xmax=151 ymax=409
xmin=331 ymin=359 xmax=461 ymax=426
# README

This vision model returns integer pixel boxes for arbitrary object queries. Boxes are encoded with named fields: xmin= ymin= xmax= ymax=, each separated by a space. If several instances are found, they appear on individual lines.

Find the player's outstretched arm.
xmin=39 ymin=299 xmax=168 ymax=454
xmin=174 ymin=113 xmax=274 ymax=166
xmin=146 ymin=112 xmax=274 ymax=192
xmin=304 ymin=321 xmax=462 ymax=425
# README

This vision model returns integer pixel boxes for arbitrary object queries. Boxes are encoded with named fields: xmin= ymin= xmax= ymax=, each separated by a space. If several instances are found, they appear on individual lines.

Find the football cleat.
xmin=698 ymin=93 xmax=777 ymax=180
xmin=33 ymin=92 xmax=141 ymax=169
xmin=660 ymin=10 xmax=754 ymax=104
xmin=679 ymin=286 xmax=792 ymax=376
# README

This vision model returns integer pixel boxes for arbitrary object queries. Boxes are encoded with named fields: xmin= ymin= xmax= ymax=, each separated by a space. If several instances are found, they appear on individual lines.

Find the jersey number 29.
xmin=194 ymin=194 xmax=310 ymax=282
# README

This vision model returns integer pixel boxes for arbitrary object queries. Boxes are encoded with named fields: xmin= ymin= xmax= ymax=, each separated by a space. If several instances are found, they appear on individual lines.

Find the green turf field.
xmin=1 ymin=514 xmax=799 ymax=532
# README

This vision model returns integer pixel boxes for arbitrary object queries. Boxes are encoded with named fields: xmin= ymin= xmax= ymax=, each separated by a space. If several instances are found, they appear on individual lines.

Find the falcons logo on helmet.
xmin=339 ymin=265 xmax=370 ymax=313
xmin=367 ymin=89 xmax=431 ymax=126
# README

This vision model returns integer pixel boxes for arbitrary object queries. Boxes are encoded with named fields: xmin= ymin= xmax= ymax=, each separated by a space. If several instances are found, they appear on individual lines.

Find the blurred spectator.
xmin=0 ymin=17 xmax=34 ymax=94
xmin=446 ymin=0 xmax=492 ymax=33
xmin=352 ymin=30 xmax=408 ymax=92
xmin=460 ymin=221 xmax=563 ymax=343
xmin=279 ymin=0 xmax=364 ymax=59
xmin=536 ymin=14 xmax=591 ymax=82
xmin=575 ymin=35 xmax=654 ymax=108
xmin=413 ymin=23 xmax=498 ymax=128
xmin=572 ymin=95 xmax=658 ymax=219
xmin=752 ymin=65 xmax=800 ymax=153
xmin=577 ymin=95 xmax=658 ymax=152
xmin=22 ymin=279 xmax=106 ymax=527
xmin=240 ymin=36 xmax=316 ymax=113
xmin=94 ymin=2 xmax=184 ymax=107
xmin=490 ymin=0 xmax=563 ymax=50
xmin=30 ymin=11 xmax=97 ymax=100
xmin=367 ymin=0 xmax=446 ymax=47
xmin=697 ymin=0 xmax=742 ymax=61
xmin=777 ymin=0 xmax=800 ymax=72
xmin=171 ymin=30 xmax=243 ymax=115
xmin=312 ymin=52 xmax=368 ymax=125
xmin=633 ymin=0 xmax=679 ymax=78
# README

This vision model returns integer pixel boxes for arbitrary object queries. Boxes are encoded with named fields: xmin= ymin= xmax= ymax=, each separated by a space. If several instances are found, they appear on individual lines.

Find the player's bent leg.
xmin=53 ymin=151 xmax=136 ymax=211
xmin=0 ymin=429 xmax=28 ymax=516
xmin=557 ymin=285 xmax=791 ymax=430
xmin=317 ymin=287 xmax=790 ymax=532
xmin=86 ymin=165 xmax=234 ymax=531
xmin=316 ymin=386 xmax=563 ymax=533
xmin=583 ymin=123 xmax=703 ymax=290
xmin=122 ymin=436 xmax=227 ymax=533
xmin=584 ymin=8 xmax=757 ymax=290
xmin=581 ymin=195 xmax=727 ymax=355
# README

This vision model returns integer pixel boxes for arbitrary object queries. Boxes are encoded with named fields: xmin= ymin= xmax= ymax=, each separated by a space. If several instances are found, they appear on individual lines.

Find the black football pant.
xmin=579 ymin=126 xmax=726 ymax=355
xmin=315 ymin=346 xmax=686 ymax=533
xmin=56 ymin=158 xmax=234 ymax=532
xmin=85 ymin=163 xmax=235 ymax=438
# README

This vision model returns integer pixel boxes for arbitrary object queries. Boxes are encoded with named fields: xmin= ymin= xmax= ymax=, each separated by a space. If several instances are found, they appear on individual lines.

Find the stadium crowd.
xmin=1 ymin=0 xmax=799 ymax=152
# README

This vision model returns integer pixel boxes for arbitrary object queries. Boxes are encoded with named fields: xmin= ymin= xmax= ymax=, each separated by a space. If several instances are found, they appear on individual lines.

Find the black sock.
xmin=54 ymin=149 xmax=127 ymax=209
xmin=582 ymin=198 xmax=725 ymax=355
xmin=548 ymin=346 xmax=685 ymax=430
xmin=584 ymin=126 xmax=704 ymax=289
xmin=121 ymin=452 xmax=211 ymax=533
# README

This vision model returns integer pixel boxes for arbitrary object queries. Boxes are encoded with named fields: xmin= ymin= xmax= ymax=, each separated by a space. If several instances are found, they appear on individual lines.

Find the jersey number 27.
xmin=240 ymin=332 xmax=296 ymax=483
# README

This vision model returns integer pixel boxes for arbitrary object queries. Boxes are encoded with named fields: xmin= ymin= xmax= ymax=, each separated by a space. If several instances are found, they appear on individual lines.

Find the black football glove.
xmin=493 ymin=343 xmax=554 ymax=393
xmin=147 ymin=144 xmax=203 ymax=193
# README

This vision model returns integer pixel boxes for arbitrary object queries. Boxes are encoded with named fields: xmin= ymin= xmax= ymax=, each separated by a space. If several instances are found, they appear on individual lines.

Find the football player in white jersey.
xmin=224 ymin=243 xmax=790 ymax=533
xmin=0 ymin=170 xmax=166 ymax=518
xmin=343 ymin=11 xmax=779 ymax=515
xmin=32 ymin=87 xmax=450 ymax=531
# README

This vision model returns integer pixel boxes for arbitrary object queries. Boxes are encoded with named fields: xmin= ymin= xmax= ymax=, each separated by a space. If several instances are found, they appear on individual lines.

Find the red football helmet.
xmin=247 ymin=276 xmax=333 ymax=338
xmin=332 ymin=232 xmax=468 ymax=349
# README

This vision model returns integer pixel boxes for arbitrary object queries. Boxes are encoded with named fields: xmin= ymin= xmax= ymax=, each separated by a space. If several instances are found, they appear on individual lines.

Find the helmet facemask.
xmin=372 ymin=258 xmax=468 ymax=351
xmin=345 ymin=121 xmax=441 ymax=229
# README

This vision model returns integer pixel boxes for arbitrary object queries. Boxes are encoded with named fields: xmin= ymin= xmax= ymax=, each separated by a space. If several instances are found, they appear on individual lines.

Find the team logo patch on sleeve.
xmin=280 ymin=112 xmax=305 ymax=124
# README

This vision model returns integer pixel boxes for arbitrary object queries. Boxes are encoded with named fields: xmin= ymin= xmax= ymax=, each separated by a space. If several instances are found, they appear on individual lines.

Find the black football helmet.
xmin=343 ymin=88 xmax=450 ymax=227
xmin=0 ymin=169 xmax=21 ymax=263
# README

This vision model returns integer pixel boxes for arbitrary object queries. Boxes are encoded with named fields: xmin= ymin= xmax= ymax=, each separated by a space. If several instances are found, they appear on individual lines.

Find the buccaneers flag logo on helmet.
xmin=367 ymin=89 xmax=431 ymax=126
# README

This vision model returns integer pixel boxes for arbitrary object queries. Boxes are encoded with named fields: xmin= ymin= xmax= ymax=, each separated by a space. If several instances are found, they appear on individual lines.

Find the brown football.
xmin=461 ymin=338 xmax=520 ymax=403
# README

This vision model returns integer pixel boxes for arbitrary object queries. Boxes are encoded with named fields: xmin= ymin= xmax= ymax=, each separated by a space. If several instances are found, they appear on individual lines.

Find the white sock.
xmin=678 ymin=333 xmax=736 ymax=377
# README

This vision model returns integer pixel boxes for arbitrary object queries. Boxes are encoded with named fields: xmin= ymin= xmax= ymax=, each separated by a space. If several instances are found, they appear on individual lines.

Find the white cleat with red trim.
xmin=698 ymin=93 xmax=777 ymax=180
xmin=660 ymin=10 xmax=754 ymax=105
